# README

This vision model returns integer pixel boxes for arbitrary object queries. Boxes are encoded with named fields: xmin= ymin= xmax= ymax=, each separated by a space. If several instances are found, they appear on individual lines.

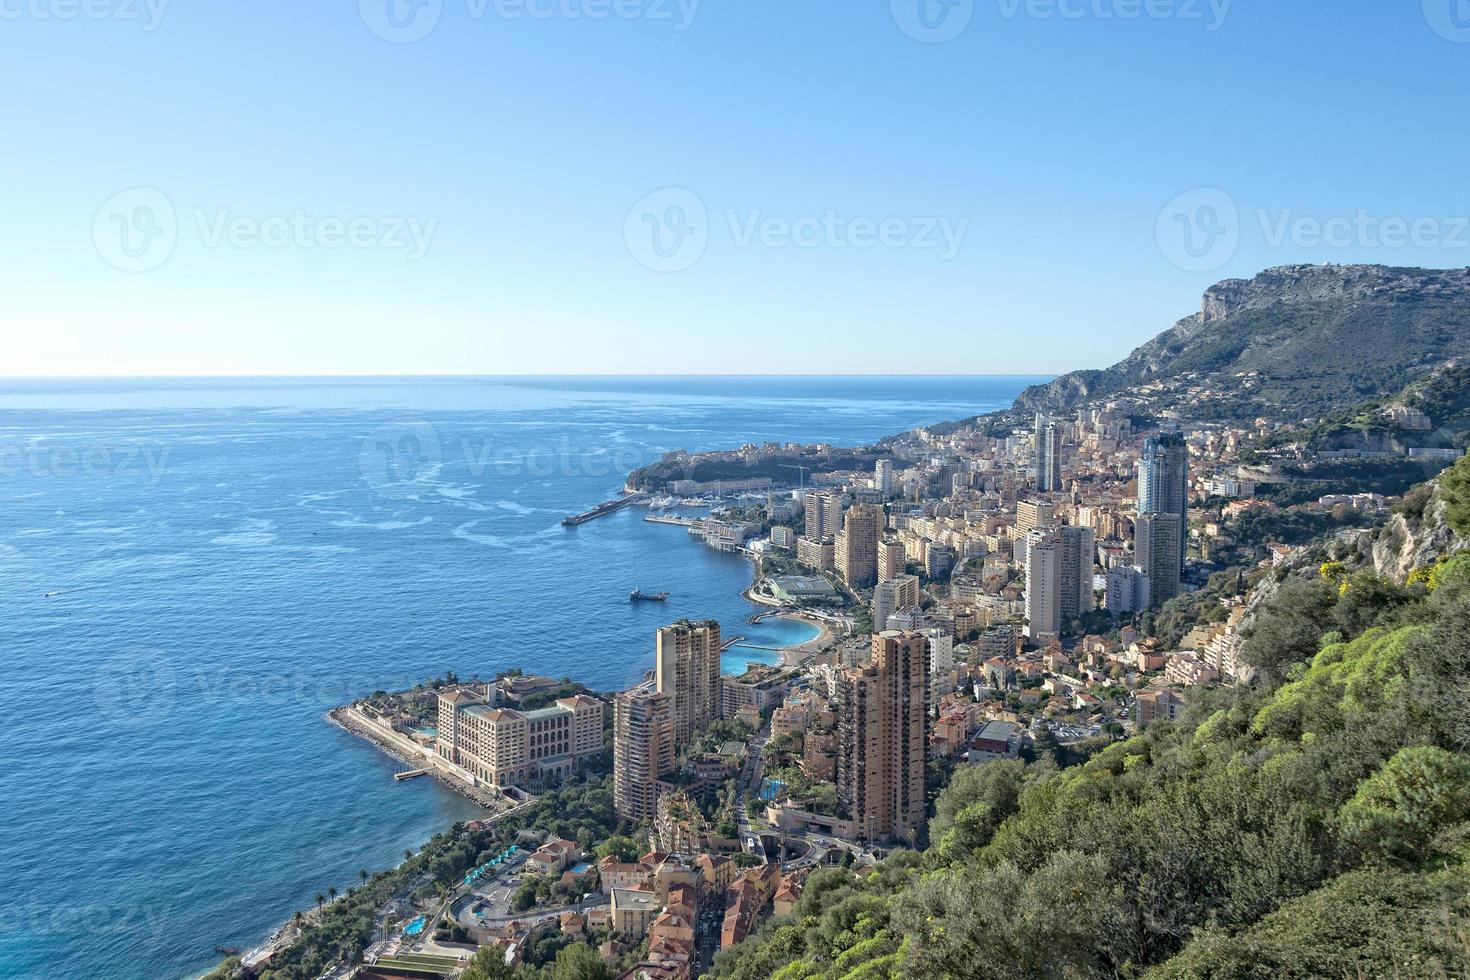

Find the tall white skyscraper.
xmin=804 ymin=490 xmax=843 ymax=542
xmin=924 ymin=627 xmax=954 ymax=706
xmin=1106 ymin=565 xmax=1152 ymax=614
xmin=875 ymin=459 xmax=894 ymax=494
xmin=873 ymin=574 xmax=920 ymax=634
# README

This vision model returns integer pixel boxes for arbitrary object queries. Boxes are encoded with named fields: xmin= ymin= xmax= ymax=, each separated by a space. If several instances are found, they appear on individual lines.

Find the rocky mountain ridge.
xmin=1013 ymin=264 xmax=1470 ymax=419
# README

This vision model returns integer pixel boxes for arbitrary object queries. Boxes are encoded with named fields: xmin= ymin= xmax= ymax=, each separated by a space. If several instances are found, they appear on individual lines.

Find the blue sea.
xmin=0 ymin=376 xmax=1038 ymax=980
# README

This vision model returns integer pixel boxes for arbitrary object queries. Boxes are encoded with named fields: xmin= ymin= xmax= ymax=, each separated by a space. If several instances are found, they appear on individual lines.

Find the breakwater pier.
xmin=561 ymin=493 xmax=646 ymax=527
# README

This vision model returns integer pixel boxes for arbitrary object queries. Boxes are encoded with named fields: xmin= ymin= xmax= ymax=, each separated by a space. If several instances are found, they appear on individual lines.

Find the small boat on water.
xmin=630 ymin=590 xmax=670 ymax=602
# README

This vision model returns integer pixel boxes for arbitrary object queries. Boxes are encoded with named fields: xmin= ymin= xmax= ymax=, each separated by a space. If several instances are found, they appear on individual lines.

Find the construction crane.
xmin=780 ymin=464 xmax=811 ymax=488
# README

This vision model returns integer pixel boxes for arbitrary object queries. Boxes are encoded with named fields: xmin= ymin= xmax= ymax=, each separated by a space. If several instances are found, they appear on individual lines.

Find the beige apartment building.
xmin=837 ymin=631 xmax=929 ymax=843
xmin=796 ymin=537 xmax=835 ymax=570
xmin=610 ymin=887 xmax=662 ymax=937
xmin=613 ymin=686 xmax=675 ymax=823
xmin=835 ymin=503 xmax=881 ymax=588
xmin=436 ymin=689 xmax=604 ymax=790
xmin=722 ymin=664 xmax=786 ymax=720
xmin=1016 ymin=499 xmax=1056 ymax=534
xmin=655 ymin=620 xmax=722 ymax=749
xmin=877 ymin=538 xmax=908 ymax=582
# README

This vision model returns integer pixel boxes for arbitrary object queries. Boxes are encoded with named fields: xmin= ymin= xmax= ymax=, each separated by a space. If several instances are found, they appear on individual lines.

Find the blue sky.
xmin=3 ymin=0 xmax=1469 ymax=376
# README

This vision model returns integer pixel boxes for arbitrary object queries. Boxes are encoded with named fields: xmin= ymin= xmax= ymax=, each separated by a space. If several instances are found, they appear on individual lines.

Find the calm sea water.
xmin=0 ymin=376 xmax=1038 ymax=980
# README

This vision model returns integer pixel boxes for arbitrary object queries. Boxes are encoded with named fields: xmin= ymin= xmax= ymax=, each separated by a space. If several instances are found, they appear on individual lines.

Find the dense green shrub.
xmin=1339 ymin=747 xmax=1470 ymax=865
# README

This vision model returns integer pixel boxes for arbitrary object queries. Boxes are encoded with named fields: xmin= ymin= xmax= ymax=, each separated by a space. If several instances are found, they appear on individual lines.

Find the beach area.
xmin=737 ymin=551 xmax=847 ymax=667
xmin=772 ymin=612 xmax=839 ymax=665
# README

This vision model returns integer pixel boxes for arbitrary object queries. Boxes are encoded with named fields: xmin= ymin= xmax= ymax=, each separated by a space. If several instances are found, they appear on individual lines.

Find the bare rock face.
xmin=1371 ymin=484 xmax=1469 ymax=584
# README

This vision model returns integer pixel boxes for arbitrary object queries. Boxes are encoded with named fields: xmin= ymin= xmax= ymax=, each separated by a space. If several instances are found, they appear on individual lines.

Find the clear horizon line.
xmin=0 ymin=372 xmax=1060 ymax=381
